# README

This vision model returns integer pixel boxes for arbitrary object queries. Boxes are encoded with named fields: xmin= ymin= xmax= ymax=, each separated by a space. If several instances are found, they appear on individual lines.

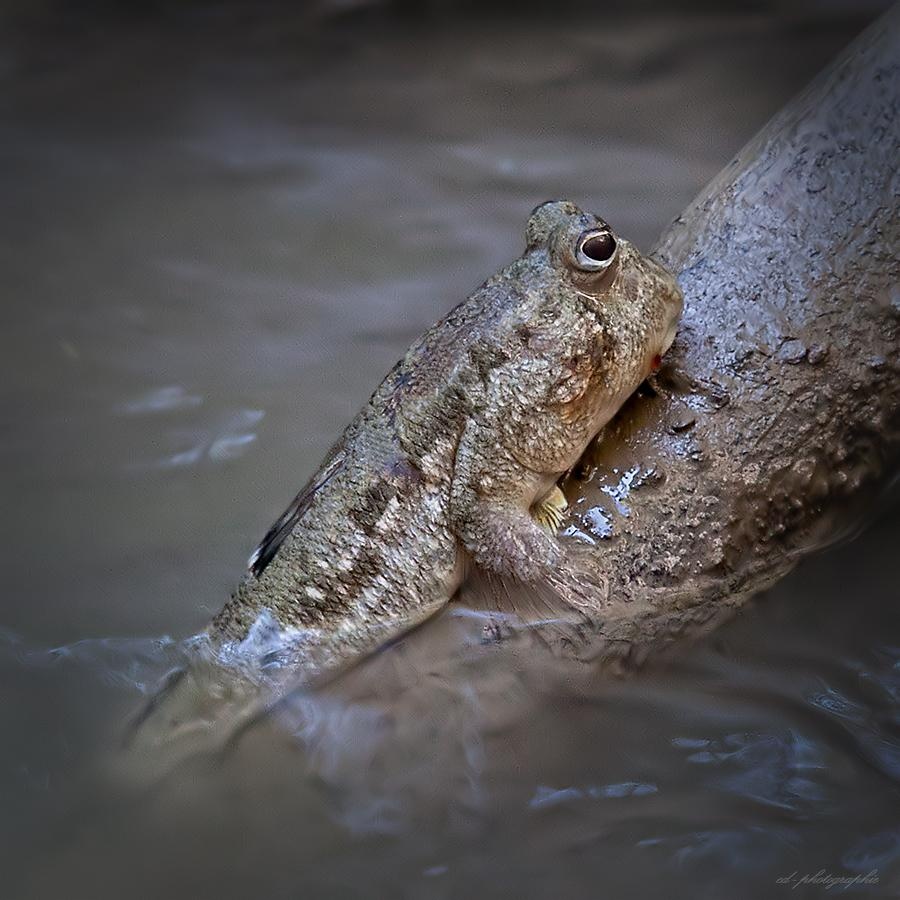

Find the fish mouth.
xmin=649 ymin=278 xmax=683 ymax=373
xmin=661 ymin=277 xmax=685 ymax=354
xmin=644 ymin=252 xmax=684 ymax=330
xmin=661 ymin=316 xmax=679 ymax=356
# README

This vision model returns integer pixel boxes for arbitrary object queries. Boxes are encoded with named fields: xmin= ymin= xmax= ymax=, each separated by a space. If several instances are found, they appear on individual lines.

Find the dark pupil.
xmin=581 ymin=232 xmax=616 ymax=262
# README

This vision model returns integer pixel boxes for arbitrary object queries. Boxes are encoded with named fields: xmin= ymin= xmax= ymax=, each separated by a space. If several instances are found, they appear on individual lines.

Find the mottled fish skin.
xmin=210 ymin=199 xmax=683 ymax=682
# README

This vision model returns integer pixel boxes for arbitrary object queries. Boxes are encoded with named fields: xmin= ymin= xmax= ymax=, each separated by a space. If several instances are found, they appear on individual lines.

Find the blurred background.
xmin=2 ymin=2 xmax=898 ymax=898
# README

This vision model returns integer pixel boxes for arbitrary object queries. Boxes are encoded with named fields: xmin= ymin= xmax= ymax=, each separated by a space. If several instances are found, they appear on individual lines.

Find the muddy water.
xmin=2 ymin=4 xmax=899 ymax=898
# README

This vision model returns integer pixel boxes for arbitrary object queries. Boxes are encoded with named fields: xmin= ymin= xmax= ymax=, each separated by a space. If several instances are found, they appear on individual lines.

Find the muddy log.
xmin=561 ymin=7 xmax=900 ymax=664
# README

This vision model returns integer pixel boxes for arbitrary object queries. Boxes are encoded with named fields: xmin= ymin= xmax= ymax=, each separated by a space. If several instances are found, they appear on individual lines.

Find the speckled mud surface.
xmin=554 ymin=9 xmax=900 ymax=664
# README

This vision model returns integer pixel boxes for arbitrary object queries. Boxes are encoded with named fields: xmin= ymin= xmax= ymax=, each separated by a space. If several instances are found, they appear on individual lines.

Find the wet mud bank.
xmin=557 ymin=8 xmax=900 ymax=663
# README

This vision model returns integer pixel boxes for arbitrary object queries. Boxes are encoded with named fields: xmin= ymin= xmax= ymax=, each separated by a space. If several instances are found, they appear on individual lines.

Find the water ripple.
xmin=116 ymin=385 xmax=204 ymax=415
xmin=529 ymin=780 xmax=658 ymax=810
xmin=128 ymin=407 xmax=265 ymax=470
xmin=842 ymin=829 xmax=900 ymax=872
xmin=0 ymin=627 xmax=184 ymax=695
xmin=674 ymin=729 xmax=827 ymax=811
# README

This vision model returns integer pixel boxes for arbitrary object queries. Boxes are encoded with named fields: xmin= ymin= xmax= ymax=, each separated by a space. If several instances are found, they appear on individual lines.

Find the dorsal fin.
xmin=248 ymin=450 xmax=345 ymax=578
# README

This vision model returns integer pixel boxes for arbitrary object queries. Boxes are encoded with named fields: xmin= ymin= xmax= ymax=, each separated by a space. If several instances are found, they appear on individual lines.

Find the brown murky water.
xmin=2 ymin=4 xmax=899 ymax=898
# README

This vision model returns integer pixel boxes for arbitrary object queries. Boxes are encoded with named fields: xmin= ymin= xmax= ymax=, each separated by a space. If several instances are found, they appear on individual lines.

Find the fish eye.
xmin=576 ymin=230 xmax=617 ymax=270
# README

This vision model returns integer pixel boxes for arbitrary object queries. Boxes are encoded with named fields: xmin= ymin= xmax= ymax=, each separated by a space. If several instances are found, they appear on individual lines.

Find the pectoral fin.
xmin=532 ymin=485 xmax=568 ymax=534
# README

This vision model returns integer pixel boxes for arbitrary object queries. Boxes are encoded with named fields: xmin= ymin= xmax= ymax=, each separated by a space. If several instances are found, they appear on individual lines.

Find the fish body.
xmin=209 ymin=199 xmax=684 ymax=681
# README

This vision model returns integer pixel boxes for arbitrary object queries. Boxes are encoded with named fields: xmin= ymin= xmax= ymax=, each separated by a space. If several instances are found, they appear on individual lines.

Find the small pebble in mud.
xmin=633 ymin=466 xmax=664 ymax=488
xmin=777 ymin=339 xmax=807 ymax=364
xmin=481 ymin=620 xmax=506 ymax=643
xmin=890 ymin=284 xmax=900 ymax=314
xmin=806 ymin=343 xmax=829 ymax=365
xmin=806 ymin=168 xmax=828 ymax=194
xmin=670 ymin=414 xmax=696 ymax=433
xmin=702 ymin=380 xmax=731 ymax=409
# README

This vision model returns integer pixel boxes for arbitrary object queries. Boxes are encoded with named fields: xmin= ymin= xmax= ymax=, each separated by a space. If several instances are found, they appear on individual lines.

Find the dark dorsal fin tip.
xmin=247 ymin=451 xmax=345 ymax=579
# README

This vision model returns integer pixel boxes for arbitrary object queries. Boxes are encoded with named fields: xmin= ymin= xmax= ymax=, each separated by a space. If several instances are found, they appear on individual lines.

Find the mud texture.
xmin=562 ymin=7 xmax=899 ymax=665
